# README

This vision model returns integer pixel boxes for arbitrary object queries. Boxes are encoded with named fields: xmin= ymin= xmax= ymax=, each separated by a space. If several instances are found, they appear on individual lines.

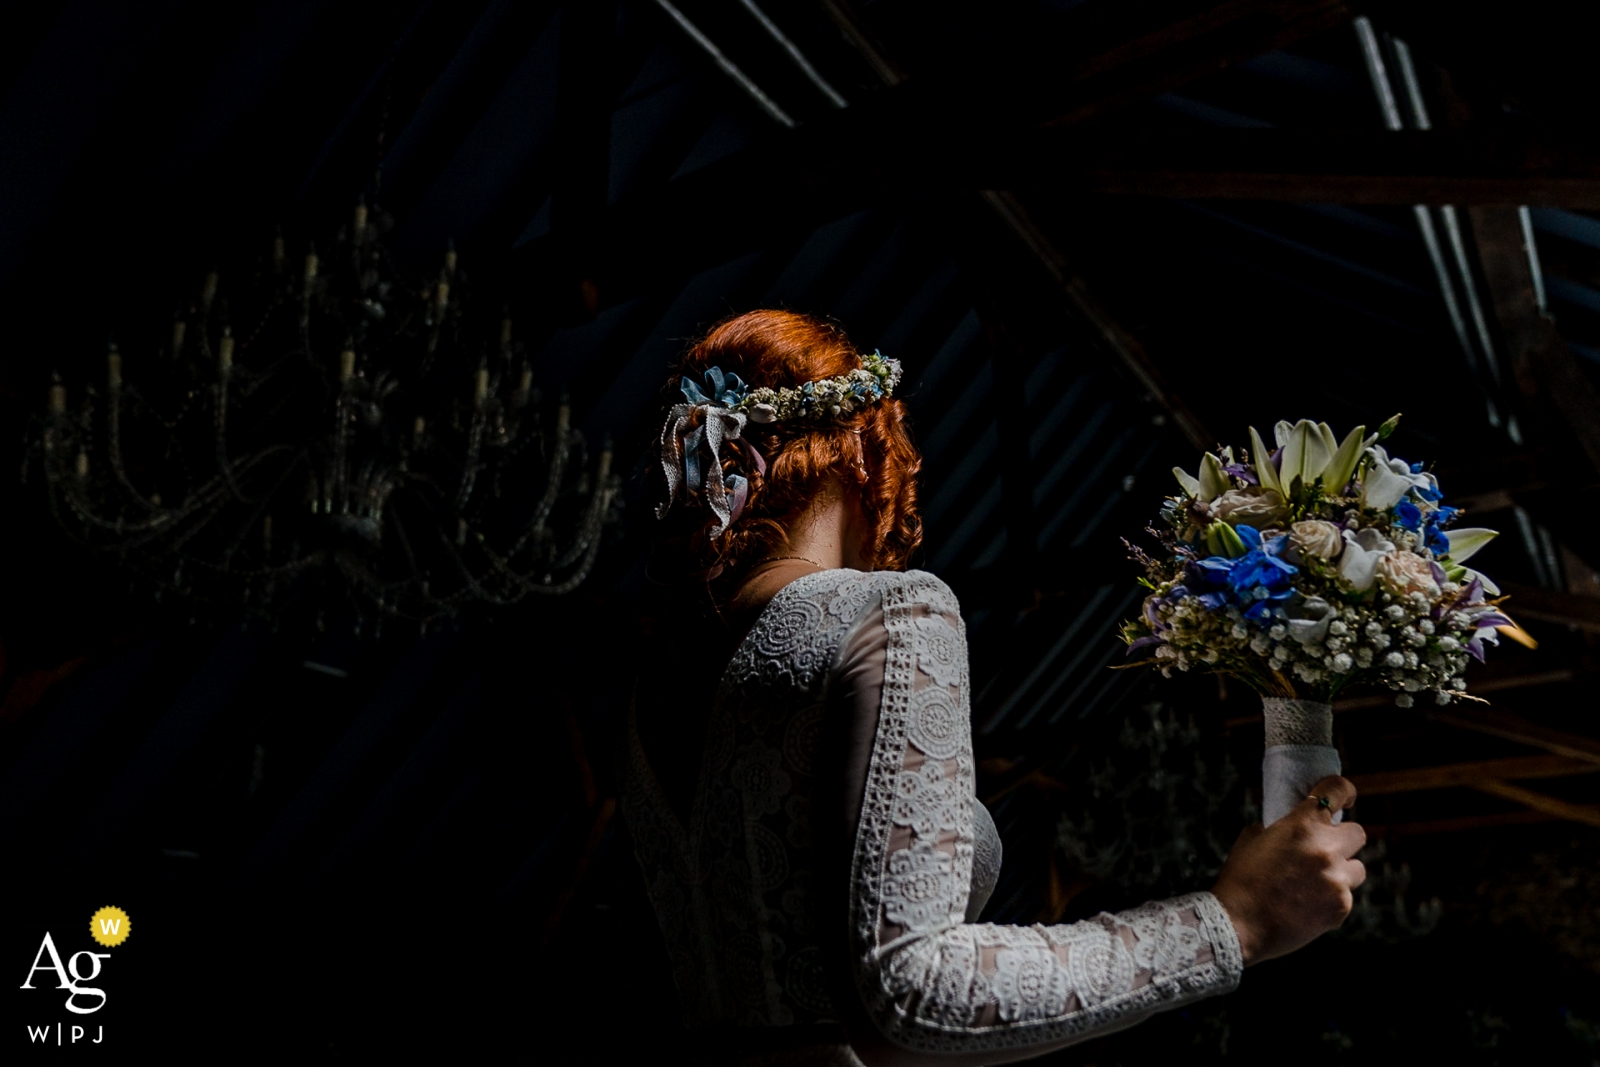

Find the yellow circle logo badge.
xmin=89 ymin=906 xmax=131 ymax=948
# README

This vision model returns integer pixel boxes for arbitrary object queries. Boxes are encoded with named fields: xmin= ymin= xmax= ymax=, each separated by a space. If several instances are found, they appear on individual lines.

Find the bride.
xmin=624 ymin=310 xmax=1366 ymax=1066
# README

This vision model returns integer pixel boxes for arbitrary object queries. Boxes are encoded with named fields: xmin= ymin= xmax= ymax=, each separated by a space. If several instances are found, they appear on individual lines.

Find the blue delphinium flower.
xmin=1187 ymin=556 xmax=1236 ymax=586
xmin=1223 ymin=526 xmax=1299 ymax=620
xmin=1184 ymin=555 xmax=1236 ymax=610
xmin=1408 ymin=462 xmax=1444 ymax=502
xmin=1394 ymin=499 xmax=1423 ymax=532
xmin=1182 ymin=526 xmax=1297 ymax=619
xmin=1421 ymin=504 xmax=1457 ymax=554
xmin=1228 ymin=550 xmax=1297 ymax=594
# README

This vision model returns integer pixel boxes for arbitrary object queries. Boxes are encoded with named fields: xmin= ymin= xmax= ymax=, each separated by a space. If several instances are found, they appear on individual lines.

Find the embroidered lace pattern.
xmin=624 ymin=569 xmax=1243 ymax=1054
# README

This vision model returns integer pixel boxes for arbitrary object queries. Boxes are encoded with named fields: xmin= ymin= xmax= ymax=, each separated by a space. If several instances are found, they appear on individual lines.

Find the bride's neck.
xmin=775 ymin=478 xmax=867 ymax=570
xmin=722 ymin=479 xmax=869 ymax=635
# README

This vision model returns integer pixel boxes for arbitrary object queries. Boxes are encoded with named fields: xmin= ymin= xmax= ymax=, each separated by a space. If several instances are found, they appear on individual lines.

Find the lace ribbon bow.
xmin=657 ymin=369 xmax=767 ymax=537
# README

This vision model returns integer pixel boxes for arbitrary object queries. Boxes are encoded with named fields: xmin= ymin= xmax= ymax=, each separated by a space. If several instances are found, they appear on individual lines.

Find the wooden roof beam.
xmin=1462 ymin=206 xmax=1600 ymax=567
xmin=1038 ymin=0 xmax=1356 ymax=129
xmin=1368 ymin=809 xmax=1557 ymax=837
xmin=1351 ymin=753 xmax=1598 ymax=796
xmin=977 ymin=190 xmax=1213 ymax=450
xmin=1495 ymin=581 xmax=1600 ymax=634
xmin=1030 ymin=128 xmax=1600 ymax=207
xmin=1425 ymin=705 xmax=1600 ymax=765
xmin=560 ymin=1 xmax=1373 ymax=284
xmin=1468 ymin=206 xmax=1600 ymax=476
xmin=1471 ymin=778 xmax=1600 ymax=830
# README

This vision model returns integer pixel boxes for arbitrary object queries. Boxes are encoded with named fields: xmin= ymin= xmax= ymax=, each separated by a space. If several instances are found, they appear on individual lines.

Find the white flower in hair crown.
xmin=657 ymin=350 xmax=903 ymax=537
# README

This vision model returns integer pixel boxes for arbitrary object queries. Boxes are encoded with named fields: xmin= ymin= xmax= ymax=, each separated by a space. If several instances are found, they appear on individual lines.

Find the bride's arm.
xmin=817 ymin=574 xmax=1361 ymax=1067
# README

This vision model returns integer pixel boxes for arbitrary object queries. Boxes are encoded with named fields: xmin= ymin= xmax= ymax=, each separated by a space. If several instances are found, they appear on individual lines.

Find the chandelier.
xmin=31 ymin=203 xmax=622 ymax=635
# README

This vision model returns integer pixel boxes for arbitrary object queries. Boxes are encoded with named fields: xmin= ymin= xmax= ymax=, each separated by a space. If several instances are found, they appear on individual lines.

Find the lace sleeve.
xmin=837 ymin=573 xmax=1243 ymax=1063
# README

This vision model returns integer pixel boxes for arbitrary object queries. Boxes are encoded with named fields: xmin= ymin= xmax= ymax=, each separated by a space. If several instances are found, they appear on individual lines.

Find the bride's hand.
xmin=1210 ymin=774 xmax=1366 ymax=965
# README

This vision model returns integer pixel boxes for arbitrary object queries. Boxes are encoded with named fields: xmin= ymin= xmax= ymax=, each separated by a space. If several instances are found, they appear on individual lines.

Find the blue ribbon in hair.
xmin=657 ymin=366 xmax=760 ymax=537
xmin=680 ymin=367 xmax=749 ymax=408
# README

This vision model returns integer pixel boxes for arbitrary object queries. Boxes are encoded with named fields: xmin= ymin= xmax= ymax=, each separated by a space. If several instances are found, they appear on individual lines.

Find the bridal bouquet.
xmin=1119 ymin=416 xmax=1509 ymax=822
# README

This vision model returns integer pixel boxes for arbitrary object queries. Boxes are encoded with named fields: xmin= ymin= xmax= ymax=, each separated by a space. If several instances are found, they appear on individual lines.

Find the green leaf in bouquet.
xmin=1171 ymin=466 xmax=1201 ymax=496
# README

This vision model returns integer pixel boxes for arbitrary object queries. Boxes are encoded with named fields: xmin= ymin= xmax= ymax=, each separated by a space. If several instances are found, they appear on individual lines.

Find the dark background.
xmin=4 ymin=0 xmax=1600 ymax=1061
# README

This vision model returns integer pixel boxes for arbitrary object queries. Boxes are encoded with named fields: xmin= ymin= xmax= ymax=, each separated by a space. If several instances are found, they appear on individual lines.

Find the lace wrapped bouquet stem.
xmin=1119 ymin=416 xmax=1510 ymax=824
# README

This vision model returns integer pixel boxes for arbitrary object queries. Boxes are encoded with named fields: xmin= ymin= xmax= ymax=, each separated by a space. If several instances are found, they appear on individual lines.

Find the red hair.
xmin=654 ymin=310 xmax=922 ymax=579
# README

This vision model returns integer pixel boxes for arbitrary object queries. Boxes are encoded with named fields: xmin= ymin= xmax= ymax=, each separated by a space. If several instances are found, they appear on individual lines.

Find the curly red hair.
xmin=654 ymin=310 xmax=922 ymax=579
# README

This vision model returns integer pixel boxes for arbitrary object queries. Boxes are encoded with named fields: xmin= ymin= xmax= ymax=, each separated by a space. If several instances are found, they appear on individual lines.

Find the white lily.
xmin=1339 ymin=527 xmax=1394 ymax=592
xmin=1323 ymin=425 xmax=1370 ymax=493
xmin=1276 ymin=419 xmax=1336 ymax=495
xmin=1250 ymin=419 xmax=1371 ymax=499
xmin=1248 ymin=426 xmax=1282 ymax=495
xmin=1171 ymin=451 xmax=1231 ymax=500
xmin=1359 ymin=445 xmax=1438 ymax=511
xmin=1286 ymin=596 xmax=1335 ymax=644
xmin=1442 ymin=527 xmax=1497 ymax=563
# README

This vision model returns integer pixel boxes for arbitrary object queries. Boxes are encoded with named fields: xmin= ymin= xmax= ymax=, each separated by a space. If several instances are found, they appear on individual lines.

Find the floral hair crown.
xmin=657 ymin=351 xmax=904 ymax=537
xmin=680 ymin=349 xmax=904 ymax=424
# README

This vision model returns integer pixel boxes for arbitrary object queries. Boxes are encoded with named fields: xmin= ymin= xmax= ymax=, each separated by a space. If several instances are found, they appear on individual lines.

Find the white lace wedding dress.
xmin=624 ymin=569 xmax=1242 ymax=1065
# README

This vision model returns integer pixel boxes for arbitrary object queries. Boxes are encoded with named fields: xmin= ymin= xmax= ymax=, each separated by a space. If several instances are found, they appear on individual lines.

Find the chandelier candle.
xmin=1120 ymin=417 xmax=1512 ymax=825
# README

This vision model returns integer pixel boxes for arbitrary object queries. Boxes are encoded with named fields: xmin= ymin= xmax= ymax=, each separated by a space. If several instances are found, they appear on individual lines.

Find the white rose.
xmin=1378 ymin=551 xmax=1441 ymax=599
xmin=1290 ymin=519 xmax=1343 ymax=560
xmin=1212 ymin=488 xmax=1290 ymax=528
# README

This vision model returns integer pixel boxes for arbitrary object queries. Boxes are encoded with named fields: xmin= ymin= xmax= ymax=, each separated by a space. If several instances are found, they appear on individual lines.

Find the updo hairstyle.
xmin=655 ymin=310 xmax=922 ymax=580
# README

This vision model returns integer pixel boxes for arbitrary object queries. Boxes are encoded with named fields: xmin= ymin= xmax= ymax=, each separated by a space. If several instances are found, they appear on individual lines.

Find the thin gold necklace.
xmin=757 ymin=554 xmax=826 ymax=568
